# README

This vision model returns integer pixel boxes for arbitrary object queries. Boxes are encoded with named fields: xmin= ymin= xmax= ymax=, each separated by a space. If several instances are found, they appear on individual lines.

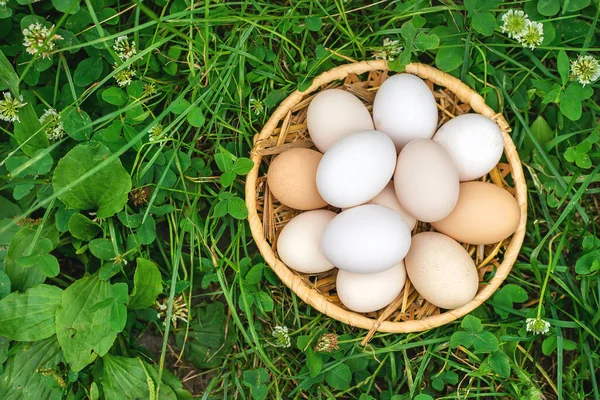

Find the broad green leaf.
xmin=186 ymin=107 xmax=205 ymax=127
xmin=62 ymin=107 xmax=92 ymax=141
xmin=414 ymin=33 xmax=440 ymax=51
xmin=74 ymin=57 xmax=103 ymax=87
xmin=325 ymin=362 xmax=352 ymax=391
xmin=117 ymin=211 xmax=143 ymax=228
xmin=557 ymin=50 xmax=569 ymax=86
xmin=220 ymin=171 xmax=236 ymax=187
xmin=170 ymin=98 xmax=190 ymax=114
xmin=232 ymin=158 xmax=254 ymax=175
xmin=0 ymin=50 xmax=19 ymax=94
xmin=575 ymin=251 xmax=600 ymax=274
xmin=306 ymin=347 xmax=323 ymax=378
xmin=435 ymin=46 xmax=464 ymax=72
xmin=0 ymin=196 xmax=22 ymax=218
xmin=55 ymin=274 xmax=125 ymax=372
xmin=245 ymin=263 xmax=263 ymax=285
xmin=565 ymin=0 xmax=590 ymax=11
xmin=305 ymin=16 xmax=323 ymax=32
xmin=0 ymin=338 xmax=64 ymax=399
xmin=228 ymin=197 xmax=248 ymax=219
xmin=101 ymin=354 xmax=178 ymax=400
xmin=53 ymin=0 xmax=80 ymax=13
xmin=242 ymin=368 xmax=269 ymax=400
xmin=0 ymin=284 xmax=62 ymax=341
xmin=461 ymin=315 xmax=483 ymax=332
xmin=35 ymin=254 xmax=60 ymax=277
xmin=175 ymin=302 xmax=233 ymax=369
xmin=472 ymin=12 xmax=496 ymax=36
xmin=559 ymin=95 xmax=582 ymax=121
xmin=537 ymin=0 xmax=560 ymax=16
xmin=255 ymin=291 xmax=274 ymax=312
xmin=136 ymin=216 xmax=156 ymax=245
xmin=566 ymin=82 xmax=594 ymax=100
xmin=128 ymin=258 xmax=163 ymax=309
xmin=488 ymin=350 xmax=511 ymax=377
xmin=264 ymin=90 xmax=286 ymax=108
xmin=524 ymin=116 xmax=554 ymax=153
xmin=4 ymin=224 xmax=59 ymax=291
xmin=68 ymin=213 xmax=102 ymax=241
xmin=13 ymin=184 xmax=33 ymax=200
xmin=542 ymin=335 xmax=557 ymax=356
xmin=89 ymin=238 xmax=116 ymax=260
xmin=14 ymin=103 xmax=50 ymax=157
xmin=52 ymin=142 xmax=132 ymax=218
xmin=472 ymin=331 xmax=499 ymax=353
xmin=102 ymin=87 xmax=128 ymax=106
xmin=0 ymin=337 xmax=8 ymax=365
xmin=0 ymin=269 xmax=11 ymax=299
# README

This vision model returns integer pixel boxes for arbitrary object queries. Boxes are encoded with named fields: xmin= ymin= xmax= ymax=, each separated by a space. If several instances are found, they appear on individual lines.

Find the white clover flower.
xmin=143 ymin=82 xmax=157 ymax=96
xmin=0 ymin=92 xmax=26 ymax=123
xmin=39 ymin=108 xmax=65 ymax=141
xmin=148 ymin=123 xmax=164 ymax=142
xmin=526 ymin=317 xmax=551 ymax=335
xmin=113 ymin=35 xmax=137 ymax=61
xmin=571 ymin=55 xmax=600 ymax=86
xmin=501 ymin=10 xmax=529 ymax=39
xmin=0 ymin=0 xmax=7 ymax=7
xmin=22 ymin=23 xmax=63 ymax=59
xmin=373 ymin=38 xmax=403 ymax=61
xmin=518 ymin=20 xmax=544 ymax=50
xmin=154 ymin=295 xmax=188 ymax=328
xmin=249 ymin=98 xmax=264 ymax=115
xmin=113 ymin=64 xmax=136 ymax=87
xmin=271 ymin=325 xmax=291 ymax=348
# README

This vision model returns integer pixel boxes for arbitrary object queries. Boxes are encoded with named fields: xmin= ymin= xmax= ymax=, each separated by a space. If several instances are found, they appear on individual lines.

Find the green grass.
xmin=0 ymin=0 xmax=599 ymax=399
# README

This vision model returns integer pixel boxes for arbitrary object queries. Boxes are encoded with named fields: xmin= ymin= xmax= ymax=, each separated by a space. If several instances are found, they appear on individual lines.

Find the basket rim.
xmin=245 ymin=60 xmax=528 ymax=333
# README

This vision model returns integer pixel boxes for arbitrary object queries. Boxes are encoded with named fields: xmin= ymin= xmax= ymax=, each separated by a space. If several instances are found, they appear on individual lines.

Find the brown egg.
xmin=267 ymin=148 xmax=328 ymax=210
xmin=431 ymin=181 xmax=520 ymax=245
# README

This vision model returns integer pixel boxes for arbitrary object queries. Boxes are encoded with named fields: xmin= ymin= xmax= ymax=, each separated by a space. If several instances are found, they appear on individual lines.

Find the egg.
xmin=394 ymin=139 xmax=459 ymax=222
xmin=368 ymin=181 xmax=417 ymax=230
xmin=433 ymin=114 xmax=504 ymax=181
xmin=373 ymin=74 xmax=438 ymax=151
xmin=405 ymin=232 xmax=479 ymax=309
xmin=336 ymin=262 xmax=407 ymax=313
xmin=267 ymin=148 xmax=328 ymax=210
xmin=277 ymin=210 xmax=336 ymax=274
xmin=307 ymin=89 xmax=374 ymax=152
xmin=431 ymin=181 xmax=520 ymax=245
xmin=316 ymin=130 xmax=396 ymax=208
xmin=321 ymin=204 xmax=411 ymax=274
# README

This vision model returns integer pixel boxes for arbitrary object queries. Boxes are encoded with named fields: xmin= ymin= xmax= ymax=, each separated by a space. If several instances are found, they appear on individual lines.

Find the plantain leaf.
xmin=0 ymin=284 xmax=63 ymax=341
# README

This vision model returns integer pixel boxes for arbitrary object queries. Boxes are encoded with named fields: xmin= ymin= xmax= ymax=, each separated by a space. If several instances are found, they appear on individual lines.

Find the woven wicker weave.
xmin=245 ymin=61 xmax=527 ymax=339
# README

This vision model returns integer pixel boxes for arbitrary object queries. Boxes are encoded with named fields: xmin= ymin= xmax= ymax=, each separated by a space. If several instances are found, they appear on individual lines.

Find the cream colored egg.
xmin=267 ymin=148 xmax=328 ymax=210
xmin=368 ymin=181 xmax=417 ymax=230
xmin=405 ymin=232 xmax=479 ymax=309
xmin=433 ymin=114 xmax=504 ymax=181
xmin=373 ymin=74 xmax=438 ymax=151
xmin=277 ymin=210 xmax=337 ymax=274
xmin=336 ymin=262 xmax=406 ymax=313
xmin=394 ymin=139 xmax=459 ymax=222
xmin=321 ymin=204 xmax=411 ymax=274
xmin=307 ymin=89 xmax=374 ymax=152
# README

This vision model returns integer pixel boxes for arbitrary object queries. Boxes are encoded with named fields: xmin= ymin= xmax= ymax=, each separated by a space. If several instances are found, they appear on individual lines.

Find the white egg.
xmin=336 ymin=262 xmax=407 ymax=313
xmin=316 ymin=130 xmax=396 ymax=209
xmin=368 ymin=181 xmax=417 ymax=230
xmin=321 ymin=204 xmax=411 ymax=274
xmin=373 ymin=74 xmax=438 ymax=151
xmin=307 ymin=89 xmax=374 ymax=152
xmin=277 ymin=210 xmax=337 ymax=274
xmin=433 ymin=114 xmax=504 ymax=181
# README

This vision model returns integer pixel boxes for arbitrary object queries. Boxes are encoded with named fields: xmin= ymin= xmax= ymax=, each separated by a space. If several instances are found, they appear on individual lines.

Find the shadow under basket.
xmin=245 ymin=61 xmax=527 ymax=341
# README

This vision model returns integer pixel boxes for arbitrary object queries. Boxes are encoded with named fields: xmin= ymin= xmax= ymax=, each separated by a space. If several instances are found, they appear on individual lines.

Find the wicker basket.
xmin=245 ymin=61 xmax=527 ymax=339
